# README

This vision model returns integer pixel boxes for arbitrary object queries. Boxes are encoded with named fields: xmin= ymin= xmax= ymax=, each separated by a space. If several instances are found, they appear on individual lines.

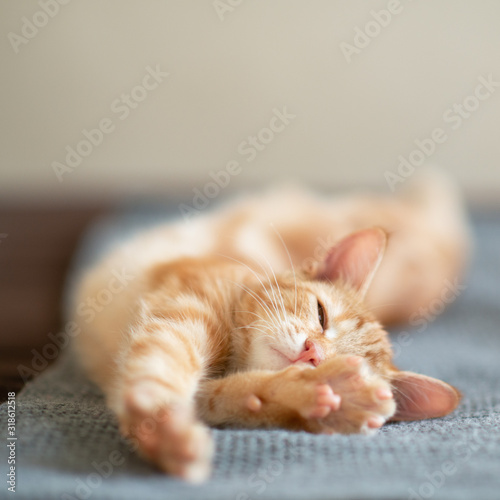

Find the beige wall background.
xmin=1 ymin=0 xmax=500 ymax=204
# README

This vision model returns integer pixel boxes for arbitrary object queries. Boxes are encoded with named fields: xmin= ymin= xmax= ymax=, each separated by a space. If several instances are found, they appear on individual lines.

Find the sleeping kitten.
xmin=72 ymin=169 xmax=469 ymax=482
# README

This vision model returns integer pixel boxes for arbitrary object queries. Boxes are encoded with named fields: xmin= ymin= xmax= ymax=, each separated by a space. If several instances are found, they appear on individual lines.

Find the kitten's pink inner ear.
xmin=316 ymin=227 xmax=387 ymax=298
xmin=390 ymin=371 xmax=462 ymax=421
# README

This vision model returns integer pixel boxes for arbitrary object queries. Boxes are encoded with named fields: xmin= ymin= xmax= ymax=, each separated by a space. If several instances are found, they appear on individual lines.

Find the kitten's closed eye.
xmin=317 ymin=299 xmax=326 ymax=330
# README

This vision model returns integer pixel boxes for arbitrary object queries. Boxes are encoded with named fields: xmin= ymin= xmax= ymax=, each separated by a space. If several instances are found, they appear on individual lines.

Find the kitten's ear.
xmin=390 ymin=371 xmax=461 ymax=421
xmin=315 ymin=227 xmax=387 ymax=298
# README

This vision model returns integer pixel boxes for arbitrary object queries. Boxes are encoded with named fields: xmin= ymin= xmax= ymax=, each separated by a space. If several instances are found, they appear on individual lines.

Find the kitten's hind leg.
xmin=111 ymin=320 xmax=213 ymax=482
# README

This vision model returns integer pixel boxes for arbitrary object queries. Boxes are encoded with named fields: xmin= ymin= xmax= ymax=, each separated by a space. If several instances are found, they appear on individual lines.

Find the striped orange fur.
xmin=72 ymin=171 xmax=469 ymax=482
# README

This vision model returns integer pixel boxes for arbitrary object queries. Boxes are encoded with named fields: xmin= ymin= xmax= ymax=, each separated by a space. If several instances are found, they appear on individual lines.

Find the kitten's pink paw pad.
xmin=312 ymin=356 xmax=397 ymax=435
xmin=300 ymin=384 xmax=341 ymax=419
xmin=367 ymin=415 xmax=385 ymax=429
xmin=376 ymin=387 xmax=393 ymax=400
xmin=246 ymin=394 xmax=262 ymax=412
xmin=156 ymin=421 xmax=214 ymax=483
xmin=358 ymin=415 xmax=387 ymax=436
xmin=121 ymin=383 xmax=214 ymax=483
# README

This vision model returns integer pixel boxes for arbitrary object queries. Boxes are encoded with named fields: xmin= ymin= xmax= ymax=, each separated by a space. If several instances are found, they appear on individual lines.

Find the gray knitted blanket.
xmin=1 ymin=209 xmax=499 ymax=500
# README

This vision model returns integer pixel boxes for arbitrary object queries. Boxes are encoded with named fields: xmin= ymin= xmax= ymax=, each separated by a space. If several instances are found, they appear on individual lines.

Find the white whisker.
xmin=270 ymin=223 xmax=298 ymax=317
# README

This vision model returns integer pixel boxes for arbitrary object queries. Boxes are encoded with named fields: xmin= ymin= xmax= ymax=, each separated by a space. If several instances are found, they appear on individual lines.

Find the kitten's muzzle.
xmin=294 ymin=340 xmax=323 ymax=367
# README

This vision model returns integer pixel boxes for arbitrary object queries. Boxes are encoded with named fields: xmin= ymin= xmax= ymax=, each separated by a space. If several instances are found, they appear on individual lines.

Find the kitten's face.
xmin=230 ymin=228 xmax=461 ymax=423
xmin=233 ymin=272 xmax=394 ymax=375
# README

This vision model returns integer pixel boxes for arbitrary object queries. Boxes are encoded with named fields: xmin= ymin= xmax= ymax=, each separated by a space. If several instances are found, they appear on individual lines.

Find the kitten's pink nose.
xmin=296 ymin=340 xmax=323 ymax=366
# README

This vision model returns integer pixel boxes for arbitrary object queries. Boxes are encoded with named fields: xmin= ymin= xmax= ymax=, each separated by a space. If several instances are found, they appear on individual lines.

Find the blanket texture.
xmin=1 ymin=208 xmax=499 ymax=500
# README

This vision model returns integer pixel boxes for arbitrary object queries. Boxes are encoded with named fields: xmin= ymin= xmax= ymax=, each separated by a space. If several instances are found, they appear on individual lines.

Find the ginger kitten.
xmin=72 ymin=171 xmax=469 ymax=482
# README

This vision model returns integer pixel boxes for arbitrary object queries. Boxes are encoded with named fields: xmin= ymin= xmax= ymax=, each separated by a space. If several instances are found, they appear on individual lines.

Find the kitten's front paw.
xmin=262 ymin=366 xmax=342 ymax=424
xmin=120 ymin=381 xmax=214 ymax=483
xmin=316 ymin=356 xmax=396 ymax=435
xmin=300 ymin=383 xmax=342 ymax=419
